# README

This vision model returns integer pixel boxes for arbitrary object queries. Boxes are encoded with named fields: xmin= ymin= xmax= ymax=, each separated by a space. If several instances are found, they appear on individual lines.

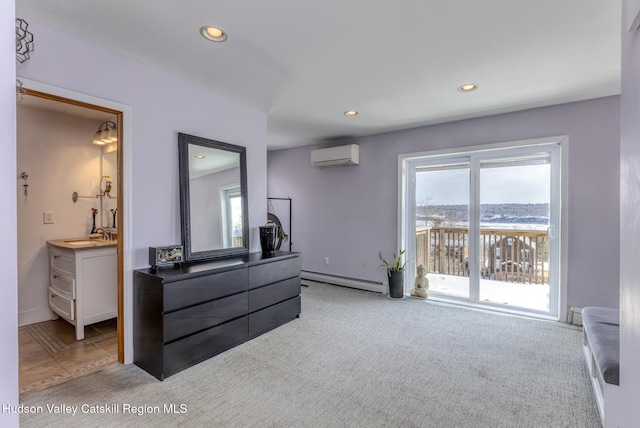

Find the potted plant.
xmin=379 ymin=250 xmax=407 ymax=299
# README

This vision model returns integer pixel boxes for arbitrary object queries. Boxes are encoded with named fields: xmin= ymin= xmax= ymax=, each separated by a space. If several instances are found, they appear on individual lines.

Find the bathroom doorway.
xmin=16 ymin=88 xmax=125 ymax=395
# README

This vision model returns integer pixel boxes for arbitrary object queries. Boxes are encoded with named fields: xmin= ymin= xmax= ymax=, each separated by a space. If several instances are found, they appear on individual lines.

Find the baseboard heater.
xmin=567 ymin=306 xmax=583 ymax=326
xmin=301 ymin=271 xmax=385 ymax=294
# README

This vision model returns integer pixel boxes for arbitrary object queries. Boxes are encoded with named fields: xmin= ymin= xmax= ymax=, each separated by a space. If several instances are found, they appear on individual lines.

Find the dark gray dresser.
xmin=133 ymin=251 xmax=301 ymax=380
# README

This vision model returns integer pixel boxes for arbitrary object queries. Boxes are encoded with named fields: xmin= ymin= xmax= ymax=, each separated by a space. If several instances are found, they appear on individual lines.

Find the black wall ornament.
xmin=16 ymin=18 xmax=34 ymax=102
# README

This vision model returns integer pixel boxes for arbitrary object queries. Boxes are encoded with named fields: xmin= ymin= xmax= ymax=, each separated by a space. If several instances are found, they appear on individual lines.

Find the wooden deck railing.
xmin=416 ymin=227 xmax=549 ymax=284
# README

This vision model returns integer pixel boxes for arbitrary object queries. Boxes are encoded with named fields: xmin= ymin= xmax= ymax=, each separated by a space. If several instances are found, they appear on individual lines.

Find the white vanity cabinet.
xmin=48 ymin=242 xmax=117 ymax=340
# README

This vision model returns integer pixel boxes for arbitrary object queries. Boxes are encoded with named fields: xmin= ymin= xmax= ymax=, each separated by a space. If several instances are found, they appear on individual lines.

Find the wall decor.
xmin=15 ymin=18 xmax=34 ymax=103
xmin=267 ymin=197 xmax=292 ymax=251
xmin=15 ymin=18 xmax=34 ymax=63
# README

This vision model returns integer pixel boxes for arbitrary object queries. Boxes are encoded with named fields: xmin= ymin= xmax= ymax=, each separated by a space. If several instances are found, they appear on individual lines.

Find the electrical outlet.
xmin=324 ymin=257 xmax=329 ymax=265
xmin=43 ymin=211 xmax=54 ymax=224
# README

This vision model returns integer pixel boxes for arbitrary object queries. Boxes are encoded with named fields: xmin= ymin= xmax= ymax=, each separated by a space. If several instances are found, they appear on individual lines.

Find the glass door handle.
xmin=547 ymin=225 xmax=556 ymax=239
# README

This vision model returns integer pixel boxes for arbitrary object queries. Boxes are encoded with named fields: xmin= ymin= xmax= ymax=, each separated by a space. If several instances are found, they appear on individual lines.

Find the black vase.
xmin=259 ymin=226 xmax=277 ymax=254
xmin=388 ymin=271 xmax=404 ymax=299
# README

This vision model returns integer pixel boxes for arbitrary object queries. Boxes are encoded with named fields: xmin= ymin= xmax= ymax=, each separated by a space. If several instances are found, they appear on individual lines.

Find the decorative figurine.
xmin=410 ymin=264 xmax=429 ymax=299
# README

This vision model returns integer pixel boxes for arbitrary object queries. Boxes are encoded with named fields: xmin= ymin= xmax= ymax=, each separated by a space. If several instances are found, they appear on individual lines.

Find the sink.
xmin=47 ymin=237 xmax=116 ymax=250
xmin=63 ymin=240 xmax=101 ymax=246
xmin=63 ymin=239 xmax=117 ymax=246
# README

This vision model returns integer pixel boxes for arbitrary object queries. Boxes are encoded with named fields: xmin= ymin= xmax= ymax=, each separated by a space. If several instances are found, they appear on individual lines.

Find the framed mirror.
xmin=178 ymin=133 xmax=249 ymax=261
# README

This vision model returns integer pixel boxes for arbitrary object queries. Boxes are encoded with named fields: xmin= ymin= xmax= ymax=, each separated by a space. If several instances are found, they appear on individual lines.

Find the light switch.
xmin=43 ymin=211 xmax=54 ymax=224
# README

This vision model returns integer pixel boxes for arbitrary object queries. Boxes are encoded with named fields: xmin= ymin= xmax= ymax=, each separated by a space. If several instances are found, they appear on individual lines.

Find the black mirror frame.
xmin=178 ymin=132 xmax=249 ymax=262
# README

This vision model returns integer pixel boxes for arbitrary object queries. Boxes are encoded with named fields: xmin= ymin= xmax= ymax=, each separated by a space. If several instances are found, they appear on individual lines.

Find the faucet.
xmin=95 ymin=227 xmax=113 ymax=240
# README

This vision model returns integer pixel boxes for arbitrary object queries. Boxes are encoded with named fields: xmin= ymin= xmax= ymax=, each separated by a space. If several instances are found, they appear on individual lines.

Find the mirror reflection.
xmin=179 ymin=133 xmax=249 ymax=261
xmin=188 ymin=145 xmax=242 ymax=251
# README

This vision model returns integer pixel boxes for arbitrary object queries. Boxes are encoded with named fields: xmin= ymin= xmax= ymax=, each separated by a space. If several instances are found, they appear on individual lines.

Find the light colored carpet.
xmin=20 ymin=282 xmax=599 ymax=427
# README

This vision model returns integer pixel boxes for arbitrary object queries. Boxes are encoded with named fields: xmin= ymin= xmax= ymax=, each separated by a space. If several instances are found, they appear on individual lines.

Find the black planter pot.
xmin=388 ymin=270 xmax=404 ymax=299
xmin=259 ymin=226 xmax=277 ymax=254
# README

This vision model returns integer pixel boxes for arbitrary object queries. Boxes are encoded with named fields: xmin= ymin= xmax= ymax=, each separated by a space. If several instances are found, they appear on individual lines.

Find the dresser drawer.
xmin=249 ymin=277 xmax=300 ymax=313
xmin=164 ymin=292 xmax=248 ymax=342
xmin=51 ymin=270 xmax=75 ymax=299
xmin=248 ymin=256 xmax=301 ymax=289
xmin=249 ymin=296 xmax=300 ymax=337
xmin=49 ymin=287 xmax=75 ymax=321
xmin=163 ymin=316 xmax=248 ymax=378
xmin=164 ymin=268 xmax=247 ymax=312
xmin=50 ymin=248 xmax=75 ymax=277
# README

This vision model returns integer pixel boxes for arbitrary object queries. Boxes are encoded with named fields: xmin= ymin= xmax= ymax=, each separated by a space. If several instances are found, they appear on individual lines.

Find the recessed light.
xmin=201 ymin=26 xmax=228 ymax=42
xmin=458 ymin=83 xmax=478 ymax=93
xmin=194 ymin=155 xmax=206 ymax=159
xmin=344 ymin=110 xmax=359 ymax=117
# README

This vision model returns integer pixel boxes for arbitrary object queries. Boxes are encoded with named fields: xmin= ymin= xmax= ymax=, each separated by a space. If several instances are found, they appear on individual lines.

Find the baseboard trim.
xmin=19 ymin=307 xmax=52 ymax=327
xmin=301 ymin=271 xmax=385 ymax=294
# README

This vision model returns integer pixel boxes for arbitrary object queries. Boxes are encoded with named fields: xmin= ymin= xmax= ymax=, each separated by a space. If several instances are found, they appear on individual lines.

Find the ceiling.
xmin=16 ymin=0 xmax=621 ymax=150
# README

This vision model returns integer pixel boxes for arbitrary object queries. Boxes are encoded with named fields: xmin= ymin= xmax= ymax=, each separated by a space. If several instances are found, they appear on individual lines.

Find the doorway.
xmin=16 ymin=89 xmax=124 ymax=395
xmin=402 ymin=138 xmax=565 ymax=319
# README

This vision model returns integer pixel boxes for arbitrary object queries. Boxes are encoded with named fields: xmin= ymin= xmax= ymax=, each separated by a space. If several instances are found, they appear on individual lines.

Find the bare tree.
xmin=444 ymin=207 xmax=458 ymax=226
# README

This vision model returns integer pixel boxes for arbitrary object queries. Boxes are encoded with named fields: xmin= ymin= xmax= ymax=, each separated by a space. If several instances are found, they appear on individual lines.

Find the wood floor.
xmin=18 ymin=318 xmax=118 ymax=396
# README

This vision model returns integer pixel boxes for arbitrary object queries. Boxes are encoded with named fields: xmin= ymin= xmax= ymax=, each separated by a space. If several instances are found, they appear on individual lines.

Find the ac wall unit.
xmin=310 ymin=144 xmax=359 ymax=168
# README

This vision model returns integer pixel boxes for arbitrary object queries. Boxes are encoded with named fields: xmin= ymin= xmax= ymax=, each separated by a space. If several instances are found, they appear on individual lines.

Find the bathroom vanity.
xmin=133 ymin=251 xmax=301 ymax=380
xmin=47 ymin=238 xmax=118 ymax=340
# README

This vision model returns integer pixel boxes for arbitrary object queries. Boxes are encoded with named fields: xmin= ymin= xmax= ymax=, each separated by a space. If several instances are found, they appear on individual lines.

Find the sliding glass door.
xmin=403 ymin=142 xmax=562 ymax=317
xmin=476 ymin=152 xmax=554 ymax=312
xmin=414 ymin=159 xmax=470 ymax=299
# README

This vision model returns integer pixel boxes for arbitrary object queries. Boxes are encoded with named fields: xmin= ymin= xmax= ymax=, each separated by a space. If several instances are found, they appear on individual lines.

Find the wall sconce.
xmin=101 ymin=176 xmax=112 ymax=197
xmin=93 ymin=121 xmax=117 ymax=145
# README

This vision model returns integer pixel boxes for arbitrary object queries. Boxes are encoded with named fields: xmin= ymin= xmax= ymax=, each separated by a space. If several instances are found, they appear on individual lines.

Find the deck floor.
xmin=426 ymin=273 xmax=550 ymax=312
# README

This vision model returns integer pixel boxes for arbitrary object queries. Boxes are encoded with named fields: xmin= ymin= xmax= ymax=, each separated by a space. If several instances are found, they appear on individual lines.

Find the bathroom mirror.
xmin=178 ymin=133 xmax=249 ymax=261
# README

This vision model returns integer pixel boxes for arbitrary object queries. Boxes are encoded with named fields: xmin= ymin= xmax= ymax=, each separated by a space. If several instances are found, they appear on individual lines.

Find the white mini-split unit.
xmin=311 ymin=144 xmax=359 ymax=168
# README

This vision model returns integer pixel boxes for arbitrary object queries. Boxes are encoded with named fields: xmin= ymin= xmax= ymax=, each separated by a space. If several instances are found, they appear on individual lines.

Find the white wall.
xmin=16 ymin=105 xmax=108 ymax=326
xmin=1 ymin=2 xmax=18 ymax=427
xmin=619 ymin=1 xmax=640 ymax=425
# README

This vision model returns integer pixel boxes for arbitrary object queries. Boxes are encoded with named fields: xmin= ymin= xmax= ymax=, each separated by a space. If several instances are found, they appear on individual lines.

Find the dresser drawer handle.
xmin=54 ymin=255 xmax=60 ymax=259
xmin=53 ymin=274 xmax=58 ymax=279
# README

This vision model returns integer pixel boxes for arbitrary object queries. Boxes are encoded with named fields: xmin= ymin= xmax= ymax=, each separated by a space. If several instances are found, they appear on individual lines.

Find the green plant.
xmin=379 ymin=250 xmax=407 ymax=276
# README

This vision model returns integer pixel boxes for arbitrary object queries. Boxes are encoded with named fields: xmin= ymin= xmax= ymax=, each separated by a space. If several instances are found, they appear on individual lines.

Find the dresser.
xmin=133 ymin=251 xmax=301 ymax=380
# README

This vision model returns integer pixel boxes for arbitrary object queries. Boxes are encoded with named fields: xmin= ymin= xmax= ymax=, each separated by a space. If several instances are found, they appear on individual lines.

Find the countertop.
xmin=47 ymin=237 xmax=117 ymax=251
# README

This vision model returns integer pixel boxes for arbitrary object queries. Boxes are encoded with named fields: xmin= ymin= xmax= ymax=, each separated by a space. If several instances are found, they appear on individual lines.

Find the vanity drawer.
xmin=49 ymin=287 xmax=75 ymax=321
xmin=164 ymin=268 xmax=247 ymax=312
xmin=50 ymin=248 xmax=75 ymax=277
xmin=248 ymin=256 xmax=301 ymax=289
xmin=50 ymin=270 xmax=75 ymax=299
